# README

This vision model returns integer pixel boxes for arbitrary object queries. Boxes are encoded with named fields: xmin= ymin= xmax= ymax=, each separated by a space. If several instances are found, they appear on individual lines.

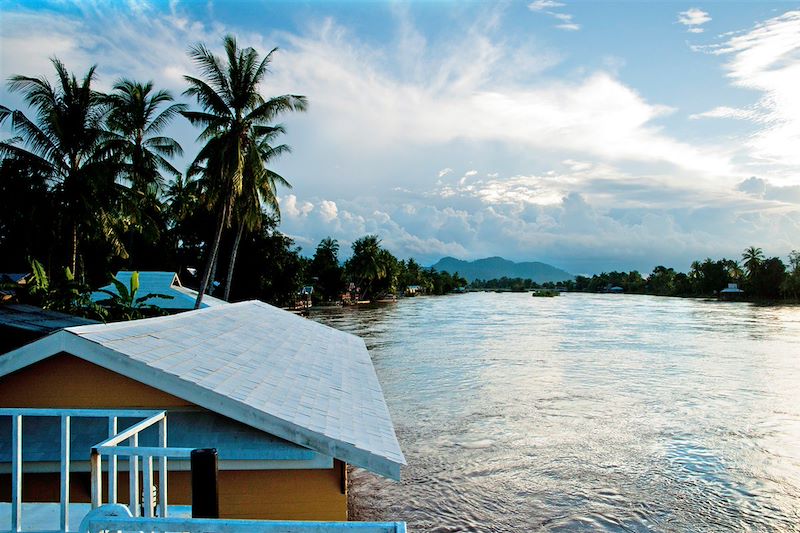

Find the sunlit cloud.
xmin=678 ymin=8 xmax=711 ymax=33
xmin=693 ymin=10 xmax=800 ymax=182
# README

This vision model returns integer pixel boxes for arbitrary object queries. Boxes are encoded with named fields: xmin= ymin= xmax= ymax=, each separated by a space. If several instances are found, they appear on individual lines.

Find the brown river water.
xmin=311 ymin=292 xmax=800 ymax=532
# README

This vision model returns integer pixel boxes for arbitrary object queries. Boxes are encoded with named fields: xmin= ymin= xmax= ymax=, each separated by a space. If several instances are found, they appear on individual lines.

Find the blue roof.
xmin=92 ymin=272 xmax=227 ymax=310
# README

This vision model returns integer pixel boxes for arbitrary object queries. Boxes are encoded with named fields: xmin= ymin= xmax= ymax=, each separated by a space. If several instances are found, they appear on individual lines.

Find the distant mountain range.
xmin=430 ymin=256 xmax=574 ymax=283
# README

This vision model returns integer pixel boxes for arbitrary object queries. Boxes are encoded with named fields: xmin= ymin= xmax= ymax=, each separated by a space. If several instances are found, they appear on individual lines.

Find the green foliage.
xmin=16 ymin=259 xmax=106 ymax=320
xmin=309 ymin=237 xmax=345 ymax=302
xmin=96 ymin=270 xmax=173 ymax=320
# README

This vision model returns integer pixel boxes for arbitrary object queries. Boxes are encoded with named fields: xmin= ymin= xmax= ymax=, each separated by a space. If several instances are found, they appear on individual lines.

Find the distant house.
xmin=608 ymin=286 xmax=624 ymax=294
xmin=405 ymin=285 xmax=422 ymax=296
xmin=0 ymin=273 xmax=31 ymax=302
xmin=92 ymin=272 xmax=226 ymax=311
xmin=719 ymin=283 xmax=745 ymax=301
xmin=0 ymin=301 xmax=405 ymax=523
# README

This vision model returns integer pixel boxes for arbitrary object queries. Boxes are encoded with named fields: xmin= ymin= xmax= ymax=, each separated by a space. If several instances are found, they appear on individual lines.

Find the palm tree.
xmin=348 ymin=235 xmax=387 ymax=299
xmin=742 ymin=246 xmax=764 ymax=279
xmin=181 ymin=34 xmax=307 ymax=308
xmin=105 ymin=79 xmax=186 ymax=194
xmin=1 ymin=58 xmax=120 ymax=275
xmin=222 ymin=129 xmax=292 ymax=301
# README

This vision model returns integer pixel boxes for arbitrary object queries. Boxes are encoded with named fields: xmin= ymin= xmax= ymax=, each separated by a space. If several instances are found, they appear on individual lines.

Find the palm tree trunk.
xmin=70 ymin=223 xmax=78 ymax=276
xmin=207 ymin=245 xmax=220 ymax=295
xmin=223 ymin=222 xmax=245 ymax=302
xmin=194 ymin=205 xmax=227 ymax=309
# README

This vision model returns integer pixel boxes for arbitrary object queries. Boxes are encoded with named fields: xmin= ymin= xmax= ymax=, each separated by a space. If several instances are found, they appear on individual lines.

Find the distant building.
xmin=0 ymin=273 xmax=31 ymax=302
xmin=405 ymin=285 xmax=422 ymax=296
xmin=719 ymin=283 xmax=745 ymax=301
xmin=92 ymin=271 xmax=226 ymax=312
xmin=608 ymin=286 xmax=624 ymax=294
xmin=0 ymin=301 xmax=404 ymax=523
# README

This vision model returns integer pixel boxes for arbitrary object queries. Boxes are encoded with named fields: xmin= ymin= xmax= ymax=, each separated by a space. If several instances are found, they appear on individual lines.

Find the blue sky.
xmin=2 ymin=1 xmax=800 ymax=274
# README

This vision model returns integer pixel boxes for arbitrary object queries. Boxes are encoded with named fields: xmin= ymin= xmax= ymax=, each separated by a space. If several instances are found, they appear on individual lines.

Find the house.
xmin=0 ymin=273 xmax=31 ymax=303
xmin=608 ymin=286 xmax=624 ymax=294
xmin=0 ymin=303 xmax=98 ymax=354
xmin=404 ymin=285 xmax=422 ymax=297
xmin=92 ymin=272 xmax=226 ymax=311
xmin=719 ymin=283 xmax=745 ymax=301
xmin=0 ymin=301 xmax=405 ymax=523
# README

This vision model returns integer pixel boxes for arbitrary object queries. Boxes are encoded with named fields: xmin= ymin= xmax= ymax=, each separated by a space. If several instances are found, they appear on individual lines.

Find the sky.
xmin=1 ymin=0 xmax=799 ymax=274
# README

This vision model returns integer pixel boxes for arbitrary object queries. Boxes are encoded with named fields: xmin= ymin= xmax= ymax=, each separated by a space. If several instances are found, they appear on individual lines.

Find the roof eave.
xmin=0 ymin=331 xmax=405 ymax=480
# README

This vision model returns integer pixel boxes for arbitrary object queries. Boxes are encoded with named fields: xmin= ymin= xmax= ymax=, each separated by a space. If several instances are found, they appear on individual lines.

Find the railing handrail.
xmin=79 ymin=506 xmax=408 ymax=533
xmin=0 ymin=408 xmax=165 ymax=417
xmin=92 ymin=411 xmax=166 ymax=448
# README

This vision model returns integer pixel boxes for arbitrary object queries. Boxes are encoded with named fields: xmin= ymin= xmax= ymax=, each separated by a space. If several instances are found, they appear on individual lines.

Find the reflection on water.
xmin=311 ymin=293 xmax=800 ymax=532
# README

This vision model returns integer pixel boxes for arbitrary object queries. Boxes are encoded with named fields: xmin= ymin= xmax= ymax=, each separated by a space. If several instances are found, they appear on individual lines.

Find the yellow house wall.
xmin=0 ymin=353 xmax=347 ymax=520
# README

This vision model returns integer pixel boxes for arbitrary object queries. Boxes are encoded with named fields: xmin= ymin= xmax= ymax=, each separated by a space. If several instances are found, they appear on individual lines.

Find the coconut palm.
xmin=182 ymin=34 xmax=307 ymax=308
xmin=105 ymin=79 xmax=186 ymax=194
xmin=347 ymin=235 xmax=387 ymax=299
xmin=222 ymin=128 xmax=292 ymax=301
xmin=1 ymin=58 xmax=122 ymax=275
xmin=742 ymin=246 xmax=764 ymax=279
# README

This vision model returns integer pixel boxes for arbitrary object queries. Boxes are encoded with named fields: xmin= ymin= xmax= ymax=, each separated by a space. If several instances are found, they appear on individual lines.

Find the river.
xmin=310 ymin=292 xmax=800 ymax=532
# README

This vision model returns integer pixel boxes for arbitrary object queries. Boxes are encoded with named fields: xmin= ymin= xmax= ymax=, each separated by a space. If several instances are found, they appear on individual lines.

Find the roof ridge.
xmin=66 ymin=299 xmax=254 ymax=334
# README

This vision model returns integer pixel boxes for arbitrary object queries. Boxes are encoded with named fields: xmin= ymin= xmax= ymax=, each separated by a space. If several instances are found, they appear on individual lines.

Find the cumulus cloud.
xmin=678 ymin=8 xmax=711 ymax=33
xmin=319 ymin=200 xmax=339 ymax=222
xmin=438 ymin=168 xmax=453 ymax=178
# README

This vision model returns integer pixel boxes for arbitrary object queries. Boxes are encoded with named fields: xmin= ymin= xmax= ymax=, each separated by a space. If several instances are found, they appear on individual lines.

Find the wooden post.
xmin=190 ymin=449 xmax=219 ymax=518
xmin=11 ymin=415 xmax=22 ymax=532
xmin=90 ymin=450 xmax=102 ymax=509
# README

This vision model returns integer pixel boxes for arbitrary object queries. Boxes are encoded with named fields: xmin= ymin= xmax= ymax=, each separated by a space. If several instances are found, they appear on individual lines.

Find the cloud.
xmin=438 ymin=168 xmax=453 ymax=178
xmin=689 ymin=106 xmax=758 ymax=121
xmin=678 ymin=8 xmax=711 ymax=33
xmin=528 ymin=0 xmax=579 ymax=31
xmin=738 ymin=177 xmax=800 ymax=204
xmin=528 ymin=1 xmax=565 ymax=11
xmin=319 ymin=200 xmax=339 ymax=222
xmin=281 ymin=195 xmax=313 ymax=218
xmin=693 ymin=10 xmax=800 ymax=181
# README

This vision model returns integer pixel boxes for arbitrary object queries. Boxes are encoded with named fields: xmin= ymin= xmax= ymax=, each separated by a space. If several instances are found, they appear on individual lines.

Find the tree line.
xmin=571 ymin=247 xmax=800 ymax=300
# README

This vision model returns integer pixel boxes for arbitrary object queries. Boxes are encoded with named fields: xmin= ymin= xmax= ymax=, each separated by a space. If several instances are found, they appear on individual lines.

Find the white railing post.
xmin=90 ymin=450 xmax=102 ymax=509
xmin=129 ymin=433 xmax=139 ymax=517
xmin=158 ymin=416 xmax=168 ymax=517
xmin=11 ymin=414 xmax=22 ymax=533
xmin=142 ymin=455 xmax=154 ymax=518
xmin=107 ymin=417 xmax=118 ymax=504
xmin=61 ymin=415 xmax=71 ymax=532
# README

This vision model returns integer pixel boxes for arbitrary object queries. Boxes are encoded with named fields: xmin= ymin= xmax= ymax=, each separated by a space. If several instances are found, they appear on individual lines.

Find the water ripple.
xmin=313 ymin=293 xmax=800 ymax=532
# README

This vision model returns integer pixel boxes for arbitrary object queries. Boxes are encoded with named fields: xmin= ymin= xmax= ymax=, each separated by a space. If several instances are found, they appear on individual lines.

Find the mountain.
xmin=430 ymin=256 xmax=574 ymax=283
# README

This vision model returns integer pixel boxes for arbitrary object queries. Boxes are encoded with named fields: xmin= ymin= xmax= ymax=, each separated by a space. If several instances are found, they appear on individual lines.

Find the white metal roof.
xmin=0 ymin=301 xmax=405 ymax=479
xmin=91 ymin=272 xmax=227 ymax=310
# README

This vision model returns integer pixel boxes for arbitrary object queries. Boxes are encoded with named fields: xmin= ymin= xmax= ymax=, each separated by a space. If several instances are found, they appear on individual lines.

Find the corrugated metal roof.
xmin=0 ymin=304 xmax=98 ymax=333
xmin=91 ymin=271 xmax=226 ymax=310
xmin=0 ymin=301 xmax=405 ymax=479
